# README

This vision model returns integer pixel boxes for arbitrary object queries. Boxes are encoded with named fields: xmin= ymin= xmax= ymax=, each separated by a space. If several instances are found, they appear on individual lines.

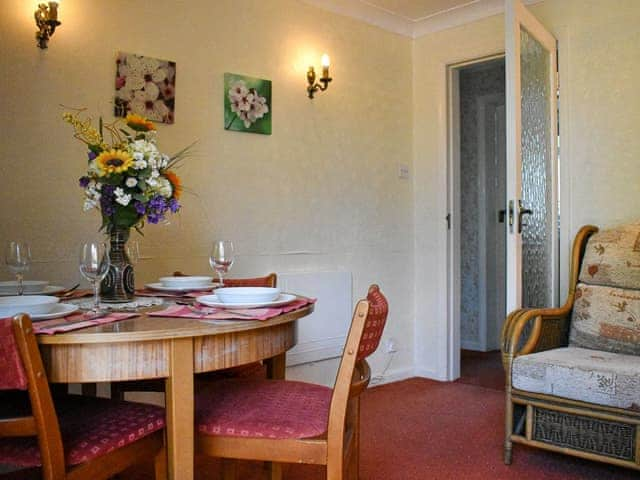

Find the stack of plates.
xmin=197 ymin=287 xmax=296 ymax=309
xmin=0 ymin=281 xmax=65 ymax=296
xmin=145 ymin=276 xmax=215 ymax=292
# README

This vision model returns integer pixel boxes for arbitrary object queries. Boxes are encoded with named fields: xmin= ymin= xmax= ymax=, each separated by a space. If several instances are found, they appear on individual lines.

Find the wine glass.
xmin=126 ymin=240 xmax=141 ymax=266
xmin=79 ymin=242 xmax=110 ymax=313
xmin=209 ymin=240 xmax=235 ymax=286
xmin=5 ymin=242 xmax=31 ymax=295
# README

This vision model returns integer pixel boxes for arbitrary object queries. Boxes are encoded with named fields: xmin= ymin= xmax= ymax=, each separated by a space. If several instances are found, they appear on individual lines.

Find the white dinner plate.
xmin=196 ymin=293 xmax=297 ymax=309
xmin=145 ymin=282 xmax=218 ymax=292
xmin=0 ymin=280 xmax=49 ymax=294
xmin=158 ymin=276 xmax=213 ymax=288
xmin=30 ymin=303 xmax=79 ymax=321
xmin=0 ymin=285 xmax=65 ymax=297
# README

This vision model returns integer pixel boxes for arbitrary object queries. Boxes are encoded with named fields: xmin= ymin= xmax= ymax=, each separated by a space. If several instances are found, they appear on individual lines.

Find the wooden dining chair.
xmin=0 ymin=314 xmax=166 ymax=480
xmin=110 ymin=273 xmax=278 ymax=401
xmin=195 ymin=284 xmax=389 ymax=480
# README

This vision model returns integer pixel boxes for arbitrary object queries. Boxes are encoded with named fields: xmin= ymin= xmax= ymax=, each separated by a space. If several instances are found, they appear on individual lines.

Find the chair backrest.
xmin=326 ymin=285 xmax=388 ymax=456
xmin=0 ymin=315 xmax=66 ymax=478
xmin=173 ymin=272 xmax=277 ymax=287
xmin=222 ymin=273 xmax=277 ymax=288
xmin=570 ymin=222 xmax=640 ymax=355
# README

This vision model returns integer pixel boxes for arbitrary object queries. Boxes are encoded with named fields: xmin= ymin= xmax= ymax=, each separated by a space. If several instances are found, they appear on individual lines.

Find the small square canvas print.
xmin=115 ymin=52 xmax=176 ymax=124
xmin=224 ymin=73 xmax=271 ymax=135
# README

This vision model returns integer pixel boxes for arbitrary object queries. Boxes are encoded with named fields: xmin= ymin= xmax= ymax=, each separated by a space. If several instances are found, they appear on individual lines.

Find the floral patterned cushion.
xmin=0 ymin=395 xmax=165 ymax=467
xmin=512 ymin=347 xmax=640 ymax=411
xmin=196 ymin=379 xmax=332 ymax=439
xmin=357 ymin=285 xmax=389 ymax=361
xmin=579 ymin=223 xmax=640 ymax=289
xmin=569 ymin=283 xmax=640 ymax=355
xmin=0 ymin=318 xmax=28 ymax=391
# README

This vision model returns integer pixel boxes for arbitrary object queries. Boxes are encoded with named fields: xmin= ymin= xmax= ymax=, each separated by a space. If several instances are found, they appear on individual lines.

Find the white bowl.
xmin=0 ymin=280 xmax=50 ymax=295
xmin=215 ymin=287 xmax=281 ymax=304
xmin=0 ymin=295 xmax=60 ymax=317
xmin=159 ymin=276 xmax=213 ymax=289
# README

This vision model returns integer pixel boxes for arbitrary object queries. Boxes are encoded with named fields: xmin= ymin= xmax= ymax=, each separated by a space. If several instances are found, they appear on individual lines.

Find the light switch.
xmin=398 ymin=163 xmax=410 ymax=179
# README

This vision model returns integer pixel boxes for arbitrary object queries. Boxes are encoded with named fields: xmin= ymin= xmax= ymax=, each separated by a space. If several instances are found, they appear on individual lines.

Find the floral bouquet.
xmin=63 ymin=111 xmax=191 ymax=233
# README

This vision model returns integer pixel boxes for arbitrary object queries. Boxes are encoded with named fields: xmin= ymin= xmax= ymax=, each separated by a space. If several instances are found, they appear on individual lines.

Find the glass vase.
xmin=100 ymin=227 xmax=135 ymax=303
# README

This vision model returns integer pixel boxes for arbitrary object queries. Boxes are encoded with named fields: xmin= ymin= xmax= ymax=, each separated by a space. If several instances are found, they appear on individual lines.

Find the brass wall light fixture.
xmin=307 ymin=54 xmax=332 ymax=99
xmin=34 ymin=2 xmax=61 ymax=49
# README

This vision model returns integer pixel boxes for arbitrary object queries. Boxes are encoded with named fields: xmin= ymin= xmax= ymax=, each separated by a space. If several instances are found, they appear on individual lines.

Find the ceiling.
xmin=301 ymin=0 xmax=542 ymax=38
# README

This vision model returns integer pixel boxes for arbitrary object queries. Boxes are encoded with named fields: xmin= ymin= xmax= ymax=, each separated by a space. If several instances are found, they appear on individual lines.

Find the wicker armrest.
xmin=503 ymin=305 xmax=572 ymax=360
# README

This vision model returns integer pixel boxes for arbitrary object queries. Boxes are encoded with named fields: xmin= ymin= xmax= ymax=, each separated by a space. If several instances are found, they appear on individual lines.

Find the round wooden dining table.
xmin=36 ymin=304 xmax=314 ymax=480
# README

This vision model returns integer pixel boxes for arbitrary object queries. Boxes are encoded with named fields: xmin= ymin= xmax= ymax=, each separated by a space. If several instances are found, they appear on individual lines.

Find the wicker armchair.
xmin=502 ymin=224 xmax=640 ymax=471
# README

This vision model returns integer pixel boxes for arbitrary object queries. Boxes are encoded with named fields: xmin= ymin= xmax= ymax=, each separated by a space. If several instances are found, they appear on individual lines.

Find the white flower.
xmin=160 ymin=154 xmax=170 ymax=169
xmin=133 ymin=151 xmax=144 ymax=161
xmin=83 ymin=198 xmax=98 ymax=211
xmin=228 ymin=80 xmax=248 ymax=100
xmin=133 ymin=159 xmax=147 ymax=170
xmin=156 ymin=177 xmax=173 ymax=197
xmin=125 ymin=177 xmax=138 ymax=188
xmin=113 ymin=187 xmax=132 ymax=206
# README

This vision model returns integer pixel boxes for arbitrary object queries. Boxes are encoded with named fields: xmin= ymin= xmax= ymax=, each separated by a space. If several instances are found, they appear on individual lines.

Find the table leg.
xmin=265 ymin=352 xmax=286 ymax=380
xmin=165 ymin=337 xmax=194 ymax=480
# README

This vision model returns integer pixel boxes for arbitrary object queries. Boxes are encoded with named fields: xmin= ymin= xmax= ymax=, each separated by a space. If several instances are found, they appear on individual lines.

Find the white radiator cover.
xmin=279 ymin=271 xmax=352 ymax=366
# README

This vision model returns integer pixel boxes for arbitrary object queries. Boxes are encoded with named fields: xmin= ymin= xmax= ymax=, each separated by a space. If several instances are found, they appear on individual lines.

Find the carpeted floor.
xmin=457 ymin=349 xmax=505 ymax=391
xmin=116 ymin=377 xmax=637 ymax=480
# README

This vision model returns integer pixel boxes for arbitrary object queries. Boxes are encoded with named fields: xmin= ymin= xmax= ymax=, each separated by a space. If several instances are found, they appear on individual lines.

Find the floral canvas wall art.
xmin=115 ymin=52 xmax=176 ymax=124
xmin=224 ymin=73 xmax=271 ymax=135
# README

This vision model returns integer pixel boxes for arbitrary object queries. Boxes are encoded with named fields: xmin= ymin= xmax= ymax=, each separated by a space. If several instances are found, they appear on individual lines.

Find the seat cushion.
xmin=569 ymin=283 xmax=640 ymax=355
xmin=512 ymin=347 xmax=640 ymax=411
xmin=579 ymin=222 xmax=640 ymax=289
xmin=0 ymin=395 xmax=164 ymax=467
xmin=196 ymin=379 xmax=332 ymax=439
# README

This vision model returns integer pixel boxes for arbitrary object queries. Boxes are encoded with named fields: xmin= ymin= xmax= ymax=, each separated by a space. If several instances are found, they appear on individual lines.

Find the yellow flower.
xmin=125 ymin=113 xmax=155 ymax=132
xmin=96 ymin=149 xmax=133 ymax=175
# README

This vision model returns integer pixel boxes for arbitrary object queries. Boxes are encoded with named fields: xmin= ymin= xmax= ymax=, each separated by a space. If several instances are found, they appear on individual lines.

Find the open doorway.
xmin=449 ymin=57 xmax=506 ymax=386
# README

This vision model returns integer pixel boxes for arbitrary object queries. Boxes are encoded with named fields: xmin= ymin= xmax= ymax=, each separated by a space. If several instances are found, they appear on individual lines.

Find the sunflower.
xmin=96 ymin=149 xmax=134 ymax=176
xmin=125 ymin=113 xmax=155 ymax=132
xmin=164 ymin=170 xmax=182 ymax=199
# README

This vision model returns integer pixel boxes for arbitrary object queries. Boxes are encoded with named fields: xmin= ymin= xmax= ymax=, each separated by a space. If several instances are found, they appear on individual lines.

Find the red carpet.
xmin=5 ymin=379 xmax=636 ymax=479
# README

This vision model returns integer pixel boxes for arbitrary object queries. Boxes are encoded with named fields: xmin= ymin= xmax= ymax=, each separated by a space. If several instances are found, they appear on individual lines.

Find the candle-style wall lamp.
xmin=306 ymin=54 xmax=332 ymax=99
xmin=34 ymin=2 xmax=61 ymax=49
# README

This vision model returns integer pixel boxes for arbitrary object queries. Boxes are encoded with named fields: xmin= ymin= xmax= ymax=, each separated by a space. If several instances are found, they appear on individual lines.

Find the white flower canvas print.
xmin=224 ymin=73 xmax=271 ymax=135
xmin=115 ymin=52 xmax=176 ymax=124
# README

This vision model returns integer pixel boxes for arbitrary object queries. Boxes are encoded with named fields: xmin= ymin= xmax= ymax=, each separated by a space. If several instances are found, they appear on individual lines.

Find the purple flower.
xmin=168 ymin=198 xmax=180 ymax=213
xmin=134 ymin=201 xmax=146 ymax=214
xmin=102 ymin=184 xmax=115 ymax=195
xmin=87 ymin=151 xmax=97 ymax=161
xmin=148 ymin=195 xmax=167 ymax=210
xmin=79 ymin=176 xmax=90 ymax=188
xmin=147 ymin=213 xmax=163 ymax=224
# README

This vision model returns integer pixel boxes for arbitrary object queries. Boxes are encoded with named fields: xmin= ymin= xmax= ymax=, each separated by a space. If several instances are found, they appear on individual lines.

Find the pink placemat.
xmin=148 ymin=297 xmax=316 ymax=321
xmin=34 ymin=312 xmax=139 ymax=335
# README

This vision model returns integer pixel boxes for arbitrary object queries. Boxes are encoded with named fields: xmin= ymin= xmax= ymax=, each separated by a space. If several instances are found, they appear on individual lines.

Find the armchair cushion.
xmin=579 ymin=222 xmax=640 ymax=289
xmin=569 ymin=283 xmax=640 ymax=355
xmin=512 ymin=347 xmax=640 ymax=411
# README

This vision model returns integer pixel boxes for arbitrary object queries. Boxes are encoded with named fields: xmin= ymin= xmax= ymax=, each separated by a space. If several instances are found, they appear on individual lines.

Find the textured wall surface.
xmin=0 ymin=0 xmax=414 ymax=385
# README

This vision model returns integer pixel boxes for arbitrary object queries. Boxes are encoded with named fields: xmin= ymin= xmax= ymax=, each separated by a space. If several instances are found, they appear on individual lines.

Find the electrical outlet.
xmin=398 ymin=164 xmax=409 ymax=179
xmin=385 ymin=338 xmax=398 ymax=353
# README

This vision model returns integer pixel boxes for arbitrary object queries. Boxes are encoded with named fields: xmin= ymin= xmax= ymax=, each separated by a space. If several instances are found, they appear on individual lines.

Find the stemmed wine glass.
xmin=79 ymin=242 xmax=110 ymax=313
xmin=5 ymin=242 xmax=31 ymax=295
xmin=209 ymin=240 xmax=235 ymax=286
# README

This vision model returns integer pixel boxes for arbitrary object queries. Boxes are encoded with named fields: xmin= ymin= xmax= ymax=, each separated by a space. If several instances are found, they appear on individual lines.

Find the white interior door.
xmin=505 ymin=0 xmax=559 ymax=313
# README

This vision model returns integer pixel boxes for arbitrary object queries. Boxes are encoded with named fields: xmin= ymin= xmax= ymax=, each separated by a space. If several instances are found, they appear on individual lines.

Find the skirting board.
xmin=369 ymin=366 xmax=415 ymax=386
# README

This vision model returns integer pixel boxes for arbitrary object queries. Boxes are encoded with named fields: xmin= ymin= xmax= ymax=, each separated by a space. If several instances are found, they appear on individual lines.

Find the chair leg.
xmin=504 ymin=388 xmax=513 ymax=465
xmin=154 ymin=447 xmax=167 ymax=480
xmin=222 ymin=459 xmax=236 ymax=480
xmin=268 ymin=462 xmax=282 ymax=480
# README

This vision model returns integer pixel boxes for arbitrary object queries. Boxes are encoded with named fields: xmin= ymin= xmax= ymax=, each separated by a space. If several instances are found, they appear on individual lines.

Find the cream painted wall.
xmin=0 ymin=0 xmax=414 ymax=385
xmin=413 ymin=0 xmax=640 ymax=379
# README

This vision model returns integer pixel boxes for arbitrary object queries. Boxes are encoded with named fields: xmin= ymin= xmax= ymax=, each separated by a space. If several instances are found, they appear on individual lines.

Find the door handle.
xmin=517 ymin=199 xmax=533 ymax=234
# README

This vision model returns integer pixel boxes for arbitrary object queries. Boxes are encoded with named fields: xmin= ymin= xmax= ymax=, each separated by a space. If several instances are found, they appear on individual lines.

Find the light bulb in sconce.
xmin=321 ymin=54 xmax=330 ymax=78
xmin=306 ymin=53 xmax=333 ymax=99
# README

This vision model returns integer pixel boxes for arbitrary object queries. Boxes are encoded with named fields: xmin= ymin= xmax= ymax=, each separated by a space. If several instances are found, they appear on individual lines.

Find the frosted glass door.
xmin=505 ymin=0 xmax=558 ymax=313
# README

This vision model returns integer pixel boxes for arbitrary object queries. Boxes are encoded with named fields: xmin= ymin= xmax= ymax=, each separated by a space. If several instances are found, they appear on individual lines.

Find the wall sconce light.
xmin=34 ymin=2 xmax=61 ymax=49
xmin=307 ymin=54 xmax=332 ymax=99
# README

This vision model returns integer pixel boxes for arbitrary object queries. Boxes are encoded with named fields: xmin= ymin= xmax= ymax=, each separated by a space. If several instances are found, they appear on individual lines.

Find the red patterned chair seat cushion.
xmin=196 ymin=379 xmax=332 ymax=439
xmin=0 ymin=395 xmax=164 ymax=467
